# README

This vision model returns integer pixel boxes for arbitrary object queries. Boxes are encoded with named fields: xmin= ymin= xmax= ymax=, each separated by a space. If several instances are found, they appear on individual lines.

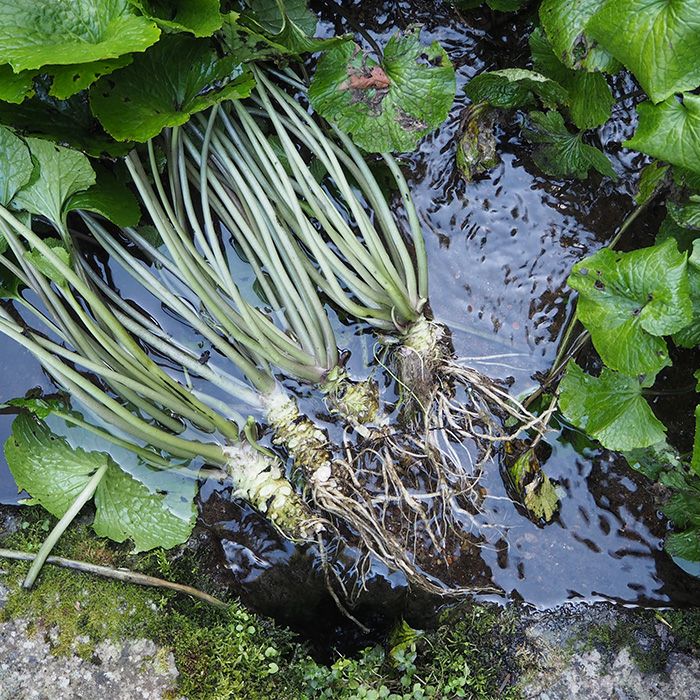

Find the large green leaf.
xmin=673 ymin=240 xmax=700 ymax=348
xmin=48 ymin=55 xmax=133 ymax=101
xmin=91 ymin=35 xmax=255 ymax=142
xmin=539 ymin=0 xmax=618 ymax=73
xmin=0 ymin=64 xmax=35 ymax=104
xmin=528 ymin=28 xmax=612 ymax=130
xmin=665 ymin=529 xmax=700 ymax=561
xmin=0 ymin=126 xmax=33 ymax=205
xmin=626 ymin=95 xmax=700 ymax=175
xmin=309 ymin=27 xmax=455 ymax=153
xmin=523 ymin=110 xmax=616 ymax=180
xmin=4 ymin=413 xmax=195 ymax=552
xmin=587 ymin=0 xmax=700 ymax=103
xmin=66 ymin=164 xmax=141 ymax=227
xmin=559 ymin=361 xmax=666 ymax=451
xmin=129 ymin=0 xmax=223 ymax=37
xmin=11 ymin=137 xmax=95 ymax=227
xmin=24 ymin=238 xmax=72 ymax=287
xmin=0 ymin=0 xmax=161 ymax=72
xmin=0 ymin=87 xmax=129 ymax=157
xmin=465 ymin=68 xmax=567 ymax=110
xmin=568 ymin=238 xmax=692 ymax=375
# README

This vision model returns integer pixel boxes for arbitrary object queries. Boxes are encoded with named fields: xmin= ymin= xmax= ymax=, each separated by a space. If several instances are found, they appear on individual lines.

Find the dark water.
xmin=0 ymin=0 xmax=698 ymax=647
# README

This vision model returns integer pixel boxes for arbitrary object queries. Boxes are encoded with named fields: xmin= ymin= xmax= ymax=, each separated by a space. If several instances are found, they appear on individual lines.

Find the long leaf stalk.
xmin=0 ymin=208 xmax=310 ymax=537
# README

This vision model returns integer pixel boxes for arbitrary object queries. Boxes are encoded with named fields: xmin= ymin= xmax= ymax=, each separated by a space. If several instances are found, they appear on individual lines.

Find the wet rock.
xmin=0 ymin=619 xmax=179 ymax=700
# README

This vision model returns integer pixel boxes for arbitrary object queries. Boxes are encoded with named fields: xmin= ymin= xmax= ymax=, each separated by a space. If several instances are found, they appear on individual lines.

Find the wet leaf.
xmin=309 ymin=27 xmax=456 ymax=153
xmin=523 ymin=110 xmax=616 ymax=180
xmin=693 ymin=405 xmax=700 ymax=477
xmin=624 ymin=441 xmax=683 ymax=481
xmin=129 ymin=0 xmax=223 ymax=37
xmin=48 ymin=55 xmax=133 ymax=100
xmin=665 ymin=528 xmax=700 ymax=561
xmin=0 ymin=0 xmax=161 ymax=72
xmin=4 ymin=412 xmax=195 ymax=551
xmin=656 ymin=215 xmax=698 ymax=254
xmin=24 ymin=239 xmax=71 ymax=287
xmin=559 ymin=362 xmax=666 ymax=451
xmin=90 ymin=35 xmax=255 ymax=142
xmin=508 ymin=447 xmax=559 ymax=522
xmin=668 ymin=197 xmax=700 ymax=231
xmin=0 ymin=126 xmax=33 ymax=205
xmin=672 ymin=241 xmax=700 ymax=348
xmin=11 ymin=137 xmax=95 ymax=228
xmin=465 ymin=68 xmax=567 ymax=110
xmin=587 ymin=0 xmax=700 ymax=103
xmin=0 ymin=64 xmax=35 ymax=104
xmin=456 ymin=106 xmax=499 ymax=181
xmin=635 ymin=161 xmax=669 ymax=206
xmin=6 ymin=396 xmax=67 ymax=420
xmin=66 ymin=164 xmax=141 ymax=228
xmin=626 ymin=95 xmax=700 ymax=176
xmin=539 ymin=0 xmax=619 ymax=73
xmin=528 ymin=28 xmax=612 ymax=130
xmin=567 ymin=239 xmax=691 ymax=375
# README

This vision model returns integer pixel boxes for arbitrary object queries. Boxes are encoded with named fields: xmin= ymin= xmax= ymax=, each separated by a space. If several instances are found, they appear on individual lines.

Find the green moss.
xmin=664 ymin=609 xmax=700 ymax=655
xmin=578 ymin=617 xmax=667 ymax=674
xmin=0 ymin=507 xmax=524 ymax=700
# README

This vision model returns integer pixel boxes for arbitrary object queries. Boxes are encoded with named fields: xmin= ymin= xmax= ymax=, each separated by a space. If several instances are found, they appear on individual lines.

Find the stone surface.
xmin=0 ymin=618 xmax=179 ymax=700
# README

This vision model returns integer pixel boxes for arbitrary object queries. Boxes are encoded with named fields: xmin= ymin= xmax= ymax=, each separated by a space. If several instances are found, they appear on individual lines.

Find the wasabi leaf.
xmin=11 ymin=137 xmax=95 ymax=227
xmin=523 ymin=110 xmax=616 ymax=180
xmin=48 ymin=55 xmax=133 ymax=100
xmin=539 ymin=0 xmax=618 ymax=73
xmin=508 ymin=447 xmax=559 ymax=522
xmin=309 ymin=27 xmax=456 ymax=153
xmin=693 ymin=405 xmax=700 ymax=476
xmin=0 ymin=126 xmax=33 ymax=205
xmin=559 ymin=361 xmax=666 ymax=451
xmin=93 ymin=460 xmax=195 ymax=552
xmin=91 ymin=35 xmax=255 ymax=142
xmin=626 ymin=95 xmax=700 ymax=176
xmin=4 ymin=413 xmax=195 ymax=552
xmin=665 ymin=529 xmax=700 ymax=561
xmin=587 ymin=0 xmax=700 ymax=103
xmin=568 ymin=239 xmax=692 ymax=375
xmin=24 ymin=239 xmax=72 ymax=287
xmin=465 ymin=68 xmax=567 ymax=110
xmin=66 ymin=165 xmax=141 ymax=227
xmin=129 ymin=0 xmax=223 ymax=37
xmin=668 ymin=197 xmax=700 ymax=231
xmin=635 ymin=161 xmax=669 ymax=206
xmin=624 ymin=441 xmax=683 ymax=481
xmin=672 ymin=240 xmax=700 ymax=348
xmin=0 ymin=64 xmax=35 ymax=104
xmin=0 ymin=0 xmax=161 ymax=72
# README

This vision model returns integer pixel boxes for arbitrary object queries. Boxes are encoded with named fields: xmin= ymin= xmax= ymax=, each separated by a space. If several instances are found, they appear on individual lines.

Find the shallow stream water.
xmin=1 ymin=0 xmax=698 ymax=650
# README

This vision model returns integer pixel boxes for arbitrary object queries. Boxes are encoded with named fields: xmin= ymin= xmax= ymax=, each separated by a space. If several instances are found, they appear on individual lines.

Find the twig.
xmin=321 ymin=0 xmax=384 ymax=60
xmin=0 ymin=548 xmax=227 ymax=609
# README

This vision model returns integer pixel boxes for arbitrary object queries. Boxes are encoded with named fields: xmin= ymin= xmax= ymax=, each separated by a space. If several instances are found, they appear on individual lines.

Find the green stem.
xmin=23 ymin=463 xmax=108 ymax=589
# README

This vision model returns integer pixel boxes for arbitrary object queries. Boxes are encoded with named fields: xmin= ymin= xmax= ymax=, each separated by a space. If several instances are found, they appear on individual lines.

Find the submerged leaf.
xmin=0 ymin=0 xmax=161 ymax=72
xmin=626 ymin=95 xmax=700 ymax=176
xmin=309 ymin=27 xmax=456 ymax=153
xmin=24 ymin=239 xmax=72 ymax=287
xmin=0 ymin=126 xmax=33 ymax=205
xmin=567 ymin=239 xmax=691 ymax=375
xmin=587 ymin=0 xmax=700 ymax=103
xmin=508 ymin=447 xmax=559 ymax=522
xmin=129 ymin=0 xmax=223 ymax=37
xmin=523 ymin=110 xmax=616 ymax=180
xmin=465 ymin=68 xmax=567 ymax=110
xmin=48 ymin=55 xmax=133 ymax=100
xmin=456 ymin=105 xmax=499 ymax=181
xmin=4 ymin=413 xmax=195 ymax=551
xmin=624 ymin=441 xmax=683 ymax=481
xmin=11 ymin=137 xmax=95 ymax=227
xmin=665 ymin=529 xmax=700 ymax=561
xmin=539 ymin=0 xmax=618 ymax=73
xmin=91 ymin=34 xmax=255 ymax=142
xmin=559 ymin=361 xmax=666 ymax=451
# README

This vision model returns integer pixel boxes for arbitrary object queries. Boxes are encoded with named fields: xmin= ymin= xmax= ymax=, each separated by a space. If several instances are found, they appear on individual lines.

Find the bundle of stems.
xmin=0 ymin=205 xmax=310 ymax=538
